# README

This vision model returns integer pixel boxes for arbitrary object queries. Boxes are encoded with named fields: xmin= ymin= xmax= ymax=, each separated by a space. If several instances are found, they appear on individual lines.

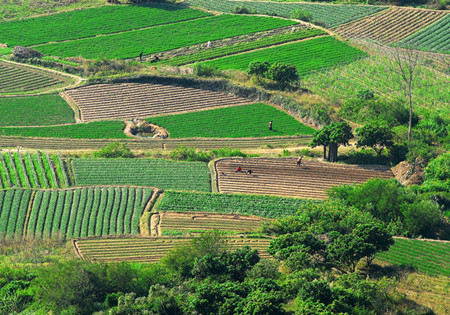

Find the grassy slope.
xmin=34 ymin=15 xmax=297 ymax=59
xmin=72 ymin=159 xmax=211 ymax=192
xmin=0 ymin=4 xmax=211 ymax=46
xmin=0 ymin=94 xmax=74 ymax=126
xmin=147 ymin=103 xmax=316 ymax=138
xmin=0 ymin=121 xmax=126 ymax=139
xmin=157 ymin=190 xmax=322 ymax=218
xmin=202 ymin=36 xmax=365 ymax=75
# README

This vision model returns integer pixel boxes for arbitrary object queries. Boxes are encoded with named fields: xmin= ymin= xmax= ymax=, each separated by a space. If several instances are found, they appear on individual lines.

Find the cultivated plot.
xmin=201 ymin=36 xmax=365 ymax=74
xmin=334 ymin=7 xmax=447 ymax=44
xmin=64 ymin=83 xmax=252 ymax=122
xmin=187 ymin=0 xmax=386 ymax=28
xmin=0 ymin=3 xmax=211 ymax=46
xmin=0 ymin=189 xmax=32 ymax=238
xmin=147 ymin=103 xmax=316 ymax=138
xmin=72 ymin=159 xmax=211 ymax=192
xmin=215 ymin=158 xmax=393 ymax=199
xmin=34 ymin=14 xmax=297 ymax=59
xmin=0 ymin=94 xmax=74 ymax=126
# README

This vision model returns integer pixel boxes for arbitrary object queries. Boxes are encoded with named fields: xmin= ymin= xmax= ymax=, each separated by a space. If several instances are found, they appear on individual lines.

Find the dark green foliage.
xmin=356 ymin=89 xmax=375 ymax=100
xmin=356 ymin=122 xmax=394 ymax=155
xmin=266 ymin=62 xmax=299 ymax=87
xmin=424 ymin=152 xmax=449 ymax=181
xmin=310 ymin=122 xmax=353 ymax=162
xmin=193 ymin=63 xmax=220 ymax=77
xmin=248 ymin=61 xmax=271 ymax=76
xmin=290 ymin=8 xmax=313 ymax=22
xmin=92 ymin=142 xmax=135 ymax=158
xmin=233 ymin=5 xmax=251 ymax=14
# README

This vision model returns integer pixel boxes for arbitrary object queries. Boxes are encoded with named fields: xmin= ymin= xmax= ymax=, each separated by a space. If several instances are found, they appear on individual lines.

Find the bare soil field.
xmin=215 ymin=157 xmax=394 ymax=199
xmin=334 ymin=7 xmax=447 ymax=44
xmin=64 ymin=83 xmax=253 ymax=122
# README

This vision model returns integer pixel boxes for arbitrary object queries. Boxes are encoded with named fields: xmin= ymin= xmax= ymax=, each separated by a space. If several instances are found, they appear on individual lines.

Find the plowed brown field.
xmin=64 ymin=83 xmax=252 ymax=122
xmin=215 ymin=158 xmax=393 ymax=199
xmin=334 ymin=7 xmax=447 ymax=44
xmin=74 ymin=236 xmax=273 ymax=263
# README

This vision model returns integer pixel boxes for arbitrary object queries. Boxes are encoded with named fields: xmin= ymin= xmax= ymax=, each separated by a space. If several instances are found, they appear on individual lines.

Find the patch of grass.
xmin=0 ymin=94 xmax=74 ymax=126
xmin=147 ymin=103 xmax=315 ymax=138
xmin=201 ymin=36 xmax=365 ymax=75
xmin=0 ymin=3 xmax=211 ymax=46
xmin=0 ymin=121 xmax=127 ymax=139
xmin=34 ymin=15 xmax=297 ymax=59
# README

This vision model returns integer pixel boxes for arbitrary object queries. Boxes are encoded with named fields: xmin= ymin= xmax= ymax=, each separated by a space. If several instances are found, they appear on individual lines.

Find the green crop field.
xmin=157 ymin=191 xmax=321 ymax=218
xmin=187 ymin=0 xmax=386 ymax=28
xmin=0 ymin=4 xmax=211 ymax=47
xmin=400 ymin=14 xmax=450 ymax=54
xmin=0 ymin=94 xmax=74 ymax=126
xmin=25 ymin=187 xmax=153 ymax=239
xmin=0 ymin=121 xmax=126 ymax=139
xmin=0 ymin=189 xmax=32 ymax=238
xmin=376 ymin=238 xmax=450 ymax=277
xmin=34 ymin=15 xmax=297 ymax=59
xmin=147 ymin=103 xmax=315 ymax=138
xmin=201 ymin=36 xmax=365 ymax=75
xmin=0 ymin=151 xmax=69 ymax=189
xmin=162 ymin=28 xmax=326 ymax=66
xmin=72 ymin=159 xmax=211 ymax=192
xmin=304 ymin=55 xmax=450 ymax=115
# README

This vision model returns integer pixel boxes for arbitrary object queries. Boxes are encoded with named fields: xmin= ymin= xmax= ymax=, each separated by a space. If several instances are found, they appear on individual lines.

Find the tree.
xmin=352 ymin=224 xmax=394 ymax=266
xmin=266 ymin=62 xmax=299 ymax=88
xmin=356 ymin=122 xmax=393 ymax=155
xmin=248 ymin=61 xmax=271 ymax=77
xmin=310 ymin=122 xmax=353 ymax=162
xmin=93 ymin=142 xmax=134 ymax=158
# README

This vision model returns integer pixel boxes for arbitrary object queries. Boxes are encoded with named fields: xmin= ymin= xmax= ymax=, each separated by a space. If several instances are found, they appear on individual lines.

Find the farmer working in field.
xmin=269 ymin=121 xmax=273 ymax=131
xmin=297 ymin=155 xmax=304 ymax=167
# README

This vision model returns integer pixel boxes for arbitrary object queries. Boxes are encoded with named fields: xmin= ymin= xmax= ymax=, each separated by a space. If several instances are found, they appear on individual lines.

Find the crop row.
xmin=201 ymin=36 xmax=365 ymax=75
xmin=75 ymin=236 xmax=273 ymax=262
xmin=187 ymin=0 xmax=386 ymax=27
xmin=34 ymin=14 xmax=297 ymax=59
xmin=25 ymin=187 xmax=153 ymax=239
xmin=162 ymin=28 xmax=326 ymax=66
xmin=0 ymin=120 xmax=127 ymax=139
xmin=0 ymin=189 xmax=32 ymax=238
xmin=0 ymin=3 xmax=211 ymax=47
xmin=0 ymin=62 xmax=68 ymax=94
xmin=400 ymin=14 xmax=450 ymax=54
xmin=72 ymin=159 xmax=211 ymax=192
xmin=0 ymin=94 xmax=75 ymax=126
xmin=147 ymin=103 xmax=316 ymax=138
xmin=376 ymin=238 xmax=450 ymax=277
xmin=157 ymin=190 xmax=321 ymax=218
xmin=0 ymin=151 xmax=69 ymax=189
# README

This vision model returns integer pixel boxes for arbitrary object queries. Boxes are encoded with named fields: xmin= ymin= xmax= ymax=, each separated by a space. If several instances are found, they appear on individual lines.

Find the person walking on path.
xmin=269 ymin=121 xmax=273 ymax=131
xmin=296 ymin=155 xmax=303 ymax=167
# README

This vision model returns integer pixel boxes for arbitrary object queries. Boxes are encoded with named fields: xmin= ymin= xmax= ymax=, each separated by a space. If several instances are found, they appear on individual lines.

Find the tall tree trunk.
xmin=408 ymin=88 xmax=413 ymax=142
xmin=328 ymin=143 xmax=338 ymax=162
xmin=323 ymin=146 xmax=327 ymax=160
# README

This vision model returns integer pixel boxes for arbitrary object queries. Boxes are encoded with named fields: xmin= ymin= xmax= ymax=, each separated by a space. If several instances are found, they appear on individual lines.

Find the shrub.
xmin=12 ymin=46 xmax=43 ymax=59
xmin=233 ymin=6 xmax=250 ymax=14
xmin=356 ymin=89 xmax=375 ymax=100
xmin=247 ymin=61 xmax=271 ymax=77
xmin=92 ymin=142 xmax=134 ymax=158
xmin=266 ymin=63 xmax=299 ymax=87
xmin=290 ymin=9 xmax=313 ymax=22
xmin=193 ymin=63 xmax=220 ymax=77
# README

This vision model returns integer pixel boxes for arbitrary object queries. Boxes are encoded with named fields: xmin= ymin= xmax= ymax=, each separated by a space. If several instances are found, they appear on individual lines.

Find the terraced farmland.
xmin=334 ymin=7 xmax=447 ymax=44
xmin=0 ymin=189 xmax=32 ymax=238
xmin=0 ymin=61 xmax=73 ymax=94
xmin=187 ymin=0 xmax=386 ymax=28
xmin=0 ymin=4 xmax=211 ymax=46
xmin=72 ymin=159 xmax=211 ymax=192
xmin=34 ymin=14 xmax=297 ymax=59
xmin=202 ymin=36 xmax=365 ymax=74
xmin=401 ymin=14 xmax=450 ymax=54
xmin=376 ymin=238 xmax=450 ymax=277
xmin=64 ymin=83 xmax=252 ymax=122
xmin=0 ymin=151 xmax=69 ymax=189
xmin=158 ymin=212 xmax=265 ymax=235
xmin=0 ymin=94 xmax=74 ymax=126
xmin=74 ymin=236 xmax=273 ymax=263
xmin=26 ymin=187 xmax=153 ymax=239
xmin=157 ymin=191 xmax=319 ymax=218
xmin=215 ymin=158 xmax=393 ymax=199
xmin=0 ymin=121 xmax=127 ymax=139
xmin=147 ymin=103 xmax=315 ymax=138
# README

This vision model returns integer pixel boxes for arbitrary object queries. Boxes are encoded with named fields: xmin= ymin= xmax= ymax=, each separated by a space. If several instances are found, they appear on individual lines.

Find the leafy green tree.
xmin=93 ymin=141 xmax=134 ymax=158
xmin=352 ymin=223 xmax=394 ymax=266
xmin=327 ymin=233 xmax=367 ymax=272
xmin=310 ymin=122 xmax=353 ymax=162
xmin=424 ymin=152 xmax=450 ymax=182
xmin=248 ymin=61 xmax=271 ymax=77
xmin=266 ymin=63 xmax=299 ymax=87
xmin=356 ymin=122 xmax=393 ymax=155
